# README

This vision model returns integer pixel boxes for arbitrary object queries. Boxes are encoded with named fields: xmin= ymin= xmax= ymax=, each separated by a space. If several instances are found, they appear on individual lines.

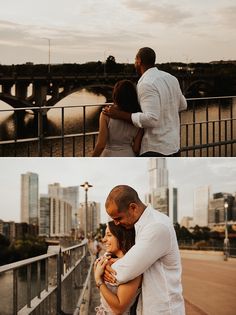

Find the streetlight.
xmin=80 ymin=181 xmax=93 ymax=238
xmin=103 ymin=50 xmax=107 ymax=76
xmin=42 ymin=37 xmax=51 ymax=73
xmin=223 ymin=196 xmax=229 ymax=261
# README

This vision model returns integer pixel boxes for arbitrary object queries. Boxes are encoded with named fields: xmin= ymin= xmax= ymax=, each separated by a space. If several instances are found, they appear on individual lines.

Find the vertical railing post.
xmin=57 ymin=248 xmax=62 ymax=315
xmin=61 ymin=107 xmax=65 ymax=157
xmin=13 ymin=269 xmax=18 ymax=315
xmin=27 ymin=264 xmax=32 ymax=308
xmin=38 ymin=107 xmax=43 ymax=157
xmin=83 ymin=106 xmax=86 ymax=157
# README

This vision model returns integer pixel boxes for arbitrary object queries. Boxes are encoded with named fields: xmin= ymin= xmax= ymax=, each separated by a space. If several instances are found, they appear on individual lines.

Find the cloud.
xmin=122 ymin=0 xmax=191 ymax=25
xmin=216 ymin=5 xmax=236 ymax=29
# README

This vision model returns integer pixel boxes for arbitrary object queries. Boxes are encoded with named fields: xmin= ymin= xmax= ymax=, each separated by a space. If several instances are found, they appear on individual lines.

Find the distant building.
xmin=0 ymin=220 xmax=15 ymax=240
xmin=39 ymin=192 xmax=73 ymax=237
xmin=78 ymin=201 xmax=101 ymax=237
xmin=145 ymin=158 xmax=178 ymax=221
xmin=49 ymin=197 xmax=72 ymax=237
xmin=15 ymin=222 xmax=38 ymax=239
xmin=21 ymin=172 xmax=39 ymax=226
xmin=48 ymin=183 xmax=79 ymax=228
xmin=208 ymin=192 xmax=235 ymax=227
xmin=193 ymin=186 xmax=210 ymax=226
xmin=39 ymin=195 xmax=50 ymax=236
xmin=180 ymin=216 xmax=194 ymax=229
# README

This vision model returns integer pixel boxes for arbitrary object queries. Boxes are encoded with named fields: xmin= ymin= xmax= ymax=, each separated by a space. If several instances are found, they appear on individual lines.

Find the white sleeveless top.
xmin=95 ymin=282 xmax=141 ymax=315
xmin=101 ymin=118 xmax=139 ymax=157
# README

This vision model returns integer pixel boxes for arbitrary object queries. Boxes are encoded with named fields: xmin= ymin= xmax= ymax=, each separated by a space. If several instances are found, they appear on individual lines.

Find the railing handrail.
xmin=0 ymin=241 xmax=86 ymax=274
xmin=1 ymin=95 xmax=236 ymax=157
xmin=0 ymin=96 xmax=235 ymax=112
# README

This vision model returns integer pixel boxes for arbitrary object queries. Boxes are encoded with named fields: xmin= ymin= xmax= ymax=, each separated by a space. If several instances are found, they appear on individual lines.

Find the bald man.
xmin=105 ymin=185 xmax=185 ymax=315
xmin=103 ymin=47 xmax=187 ymax=157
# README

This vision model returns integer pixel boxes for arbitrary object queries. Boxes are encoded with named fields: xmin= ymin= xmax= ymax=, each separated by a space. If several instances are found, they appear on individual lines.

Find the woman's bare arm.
xmin=92 ymin=112 xmax=109 ymax=157
xmin=94 ymin=256 xmax=141 ymax=314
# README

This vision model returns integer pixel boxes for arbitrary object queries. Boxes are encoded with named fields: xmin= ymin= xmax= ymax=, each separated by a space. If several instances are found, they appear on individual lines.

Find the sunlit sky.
xmin=0 ymin=157 xmax=235 ymax=224
xmin=0 ymin=0 xmax=235 ymax=65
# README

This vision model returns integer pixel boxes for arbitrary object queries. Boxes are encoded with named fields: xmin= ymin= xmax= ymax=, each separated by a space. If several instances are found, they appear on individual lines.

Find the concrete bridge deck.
xmin=89 ymin=257 xmax=236 ymax=315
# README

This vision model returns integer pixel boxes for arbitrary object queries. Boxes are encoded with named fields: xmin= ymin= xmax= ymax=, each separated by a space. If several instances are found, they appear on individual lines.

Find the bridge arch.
xmin=46 ymin=83 xmax=114 ymax=108
xmin=184 ymin=79 xmax=214 ymax=97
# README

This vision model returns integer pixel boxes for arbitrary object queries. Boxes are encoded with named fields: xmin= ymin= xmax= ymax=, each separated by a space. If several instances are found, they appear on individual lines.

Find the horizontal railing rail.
xmin=0 ymin=96 xmax=235 ymax=157
xmin=0 ymin=240 xmax=94 ymax=315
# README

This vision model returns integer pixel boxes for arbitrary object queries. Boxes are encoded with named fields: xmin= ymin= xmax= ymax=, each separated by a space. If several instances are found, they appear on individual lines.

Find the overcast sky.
xmin=0 ymin=0 xmax=235 ymax=64
xmin=0 ymin=157 xmax=235 ymax=223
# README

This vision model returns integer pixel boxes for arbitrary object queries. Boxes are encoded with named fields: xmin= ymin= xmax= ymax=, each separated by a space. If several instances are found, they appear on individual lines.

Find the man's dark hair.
xmin=137 ymin=47 xmax=156 ymax=67
xmin=108 ymin=221 xmax=135 ymax=254
xmin=106 ymin=185 xmax=141 ymax=213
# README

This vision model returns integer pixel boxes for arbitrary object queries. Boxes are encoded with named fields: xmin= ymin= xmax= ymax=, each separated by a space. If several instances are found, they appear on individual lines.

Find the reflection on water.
xmin=0 ymin=93 xmax=235 ymax=156
xmin=0 ymin=89 xmax=106 ymax=141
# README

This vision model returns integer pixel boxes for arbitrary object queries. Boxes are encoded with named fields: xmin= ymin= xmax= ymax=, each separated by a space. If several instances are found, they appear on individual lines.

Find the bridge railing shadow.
xmin=0 ymin=96 xmax=236 ymax=157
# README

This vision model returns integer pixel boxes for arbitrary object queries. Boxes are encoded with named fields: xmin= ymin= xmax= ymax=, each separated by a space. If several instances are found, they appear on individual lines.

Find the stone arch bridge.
xmin=0 ymin=72 xmax=232 ymax=110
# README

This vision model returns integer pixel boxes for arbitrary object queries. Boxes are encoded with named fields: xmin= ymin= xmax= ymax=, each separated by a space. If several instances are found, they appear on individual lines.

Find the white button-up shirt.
xmin=131 ymin=67 xmax=187 ymax=155
xmin=112 ymin=205 xmax=185 ymax=315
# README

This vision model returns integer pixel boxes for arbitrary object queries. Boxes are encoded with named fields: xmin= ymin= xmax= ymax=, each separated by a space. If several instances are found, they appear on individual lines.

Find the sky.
xmin=0 ymin=157 xmax=235 ymax=224
xmin=0 ymin=0 xmax=235 ymax=65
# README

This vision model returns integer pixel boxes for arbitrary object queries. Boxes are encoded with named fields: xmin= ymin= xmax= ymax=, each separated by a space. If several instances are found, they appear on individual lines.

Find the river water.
xmin=0 ymin=90 xmax=235 ymax=156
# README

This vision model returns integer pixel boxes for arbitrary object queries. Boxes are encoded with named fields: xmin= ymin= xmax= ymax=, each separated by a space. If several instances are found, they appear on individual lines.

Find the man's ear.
xmin=129 ymin=202 xmax=138 ymax=212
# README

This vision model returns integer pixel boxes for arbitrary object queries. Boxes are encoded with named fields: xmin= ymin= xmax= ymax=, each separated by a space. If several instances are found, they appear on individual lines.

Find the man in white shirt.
xmin=103 ymin=47 xmax=187 ymax=156
xmin=105 ymin=185 xmax=185 ymax=315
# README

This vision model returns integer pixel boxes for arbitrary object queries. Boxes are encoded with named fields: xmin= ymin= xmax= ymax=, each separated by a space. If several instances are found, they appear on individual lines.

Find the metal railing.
xmin=0 ymin=240 xmax=94 ymax=315
xmin=0 ymin=96 xmax=235 ymax=157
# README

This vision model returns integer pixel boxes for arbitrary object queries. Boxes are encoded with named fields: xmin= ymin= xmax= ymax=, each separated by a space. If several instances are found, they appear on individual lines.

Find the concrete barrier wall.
xmin=180 ymin=249 xmax=224 ymax=261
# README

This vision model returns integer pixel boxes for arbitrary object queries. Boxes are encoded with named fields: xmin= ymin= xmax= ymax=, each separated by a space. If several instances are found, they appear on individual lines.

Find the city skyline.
xmin=0 ymin=0 xmax=235 ymax=65
xmin=0 ymin=157 xmax=236 ymax=224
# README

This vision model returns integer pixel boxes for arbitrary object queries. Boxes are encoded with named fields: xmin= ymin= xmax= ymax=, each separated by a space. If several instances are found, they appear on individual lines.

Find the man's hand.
xmin=102 ymin=105 xmax=122 ymax=119
xmin=103 ymin=258 xmax=118 ymax=284
xmin=102 ymin=105 xmax=133 ymax=123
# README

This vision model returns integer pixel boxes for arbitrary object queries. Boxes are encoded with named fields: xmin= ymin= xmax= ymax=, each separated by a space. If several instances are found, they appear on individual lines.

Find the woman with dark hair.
xmin=92 ymin=80 xmax=143 ymax=157
xmin=94 ymin=221 xmax=142 ymax=315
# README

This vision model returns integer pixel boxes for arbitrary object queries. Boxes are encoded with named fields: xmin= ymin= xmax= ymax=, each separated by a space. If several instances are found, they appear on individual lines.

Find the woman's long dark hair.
xmin=108 ymin=221 xmax=135 ymax=255
xmin=112 ymin=80 xmax=141 ymax=113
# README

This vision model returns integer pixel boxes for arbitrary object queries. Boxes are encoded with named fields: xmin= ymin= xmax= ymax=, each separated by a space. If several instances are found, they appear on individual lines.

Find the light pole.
xmin=80 ymin=181 xmax=93 ymax=238
xmin=42 ymin=37 xmax=51 ymax=73
xmin=103 ymin=50 xmax=107 ymax=76
xmin=223 ymin=196 xmax=229 ymax=261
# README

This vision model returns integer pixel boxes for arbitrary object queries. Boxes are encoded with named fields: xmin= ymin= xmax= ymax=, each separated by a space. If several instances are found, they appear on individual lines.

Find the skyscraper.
xmin=145 ymin=158 xmax=178 ymax=221
xmin=78 ymin=201 xmax=101 ymax=236
xmin=48 ymin=183 xmax=79 ymax=228
xmin=21 ymin=172 xmax=39 ymax=225
xmin=193 ymin=185 xmax=210 ymax=226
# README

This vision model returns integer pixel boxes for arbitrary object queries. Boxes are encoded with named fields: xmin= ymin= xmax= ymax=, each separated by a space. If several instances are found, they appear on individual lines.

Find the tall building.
xmin=21 ymin=172 xmax=39 ymax=225
xmin=193 ymin=185 xmax=210 ymax=226
xmin=148 ymin=158 xmax=168 ymax=190
xmin=48 ymin=183 xmax=79 ymax=228
xmin=208 ymin=192 xmax=235 ymax=226
xmin=39 ymin=195 xmax=50 ymax=236
xmin=145 ymin=158 xmax=178 ymax=221
xmin=49 ymin=197 xmax=72 ymax=237
xmin=39 ymin=193 xmax=72 ymax=237
xmin=78 ymin=201 xmax=101 ymax=236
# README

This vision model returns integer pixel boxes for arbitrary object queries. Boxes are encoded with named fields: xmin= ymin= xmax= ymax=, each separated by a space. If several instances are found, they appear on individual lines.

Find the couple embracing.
xmin=92 ymin=47 xmax=187 ymax=157
xmin=93 ymin=185 xmax=185 ymax=315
